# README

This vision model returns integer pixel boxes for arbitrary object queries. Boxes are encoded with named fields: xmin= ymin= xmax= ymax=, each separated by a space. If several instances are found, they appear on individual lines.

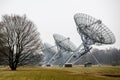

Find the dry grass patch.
xmin=0 ymin=66 xmax=120 ymax=80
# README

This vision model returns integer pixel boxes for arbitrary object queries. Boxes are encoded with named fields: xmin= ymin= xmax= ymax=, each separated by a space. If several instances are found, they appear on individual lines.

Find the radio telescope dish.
xmin=43 ymin=43 xmax=57 ymax=54
xmin=53 ymin=34 xmax=77 ymax=52
xmin=74 ymin=13 xmax=116 ymax=45
xmin=42 ymin=43 xmax=57 ymax=64
xmin=48 ymin=34 xmax=77 ymax=66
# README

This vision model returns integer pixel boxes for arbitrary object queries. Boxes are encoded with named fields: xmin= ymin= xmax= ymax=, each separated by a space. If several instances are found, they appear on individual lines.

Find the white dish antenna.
xmin=43 ymin=43 xmax=57 ymax=54
xmin=53 ymin=34 xmax=77 ymax=52
xmin=74 ymin=13 xmax=116 ymax=45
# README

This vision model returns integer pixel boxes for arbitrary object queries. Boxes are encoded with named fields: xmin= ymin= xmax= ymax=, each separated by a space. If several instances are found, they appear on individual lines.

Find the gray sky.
xmin=0 ymin=0 xmax=120 ymax=49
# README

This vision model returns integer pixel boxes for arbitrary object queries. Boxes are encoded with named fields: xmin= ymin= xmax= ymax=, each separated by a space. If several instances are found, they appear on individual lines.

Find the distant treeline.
xmin=0 ymin=47 xmax=120 ymax=66
xmin=76 ymin=48 xmax=120 ymax=66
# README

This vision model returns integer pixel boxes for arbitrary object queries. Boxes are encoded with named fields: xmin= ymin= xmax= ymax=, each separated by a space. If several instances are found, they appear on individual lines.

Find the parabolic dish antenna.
xmin=74 ymin=13 xmax=116 ymax=45
xmin=49 ymin=34 xmax=77 ymax=66
xmin=42 ymin=43 xmax=57 ymax=65
xmin=43 ymin=43 xmax=57 ymax=54
xmin=53 ymin=34 xmax=77 ymax=52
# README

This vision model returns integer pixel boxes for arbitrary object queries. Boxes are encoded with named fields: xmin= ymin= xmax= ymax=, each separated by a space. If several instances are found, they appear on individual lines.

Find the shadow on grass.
xmin=102 ymin=74 xmax=120 ymax=78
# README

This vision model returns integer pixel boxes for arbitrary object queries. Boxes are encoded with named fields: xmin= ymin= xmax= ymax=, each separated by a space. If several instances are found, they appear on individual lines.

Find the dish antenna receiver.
xmin=48 ymin=34 xmax=77 ymax=66
xmin=53 ymin=34 xmax=77 ymax=52
xmin=42 ymin=43 xmax=57 ymax=65
xmin=74 ymin=13 xmax=115 ymax=45
xmin=72 ymin=13 xmax=116 ymax=64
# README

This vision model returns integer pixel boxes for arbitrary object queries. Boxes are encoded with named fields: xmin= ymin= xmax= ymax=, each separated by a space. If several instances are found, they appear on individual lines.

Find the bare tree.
xmin=21 ymin=53 xmax=43 ymax=66
xmin=0 ymin=15 xmax=43 ymax=70
xmin=0 ymin=23 xmax=7 ymax=65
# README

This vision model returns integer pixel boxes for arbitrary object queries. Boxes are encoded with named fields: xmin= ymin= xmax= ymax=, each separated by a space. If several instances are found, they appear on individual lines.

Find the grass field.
xmin=0 ymin=65 xmax=120 ymax=80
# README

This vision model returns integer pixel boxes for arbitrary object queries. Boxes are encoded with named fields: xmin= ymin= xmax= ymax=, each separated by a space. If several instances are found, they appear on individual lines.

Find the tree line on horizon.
xmin=76 ymin=48 xmax=120 ymax=66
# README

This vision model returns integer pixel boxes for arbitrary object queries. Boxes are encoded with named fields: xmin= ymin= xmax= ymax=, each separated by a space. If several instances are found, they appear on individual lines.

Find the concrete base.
xmin=64 ymin=63 xmax=72 ymax=67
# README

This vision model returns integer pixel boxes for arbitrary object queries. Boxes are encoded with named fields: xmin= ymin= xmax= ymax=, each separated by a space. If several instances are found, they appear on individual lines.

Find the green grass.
xmin=0 ymin=65 xmax=120 ymax=80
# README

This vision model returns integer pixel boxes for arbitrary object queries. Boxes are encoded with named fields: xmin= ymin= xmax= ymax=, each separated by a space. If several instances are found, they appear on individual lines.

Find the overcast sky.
xmin=0 ymin=0 xmax=120 ymax=49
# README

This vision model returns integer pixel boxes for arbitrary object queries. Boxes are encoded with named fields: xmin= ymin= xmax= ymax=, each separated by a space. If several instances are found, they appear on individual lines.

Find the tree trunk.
xmin=11 ymin=66 xmax=17 ymax=70
xmin=9 ymin=61 xmax=17 ymax=71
